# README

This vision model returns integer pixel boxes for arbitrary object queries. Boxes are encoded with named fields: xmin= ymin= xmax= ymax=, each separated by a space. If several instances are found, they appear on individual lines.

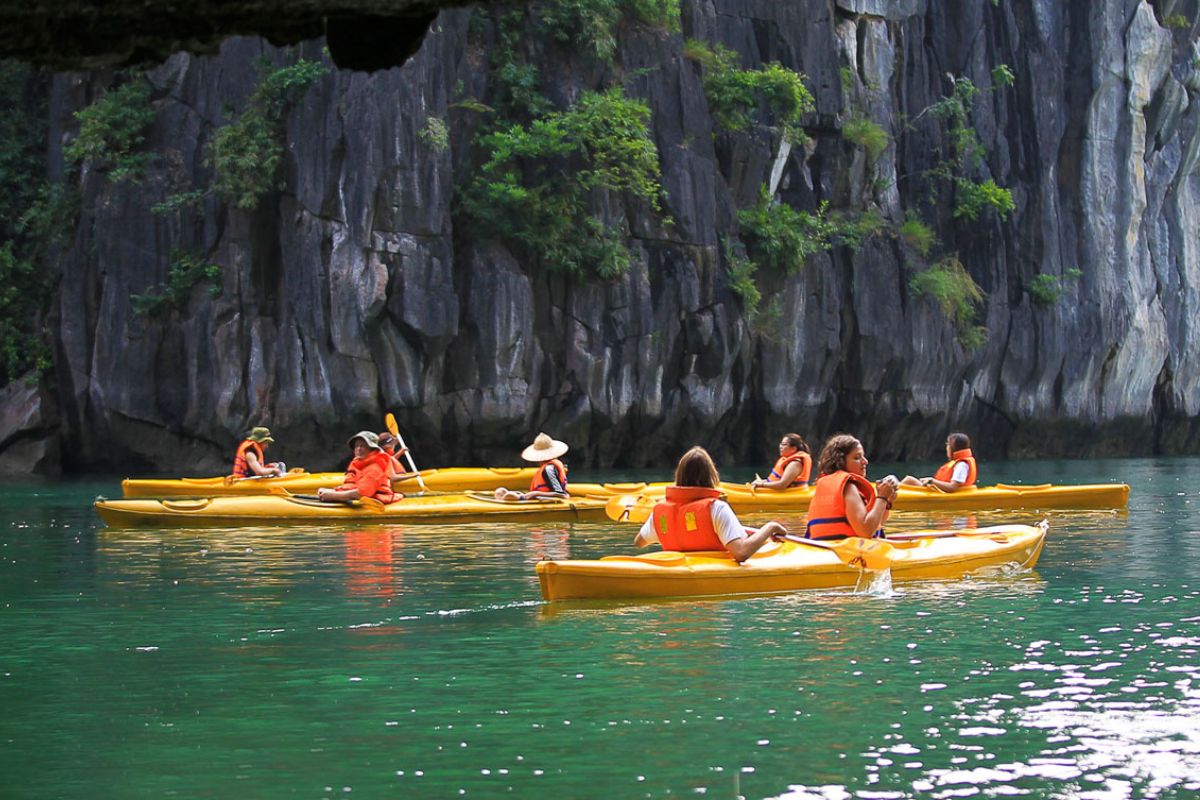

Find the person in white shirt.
xmin=900 ymin=432 xmax=977 ymax=493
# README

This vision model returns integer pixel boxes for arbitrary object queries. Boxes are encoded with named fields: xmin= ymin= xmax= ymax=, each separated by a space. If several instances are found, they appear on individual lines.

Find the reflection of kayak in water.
xmin=536 ymin=522 xmax=1049 ymax=601
xmin=600 ymin=482 xmax=1130 ymax=514
xmin=94 ymin=492 xmax=610 ymax=527
xmin=120 ymin=467 xmax=539 ymax=498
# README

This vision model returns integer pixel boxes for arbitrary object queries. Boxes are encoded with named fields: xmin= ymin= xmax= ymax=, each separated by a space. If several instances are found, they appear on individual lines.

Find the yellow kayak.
xmin=536 ymin=522 xmax=1048 ymax=600
xmin=595 ymin=481 xmax=1129 ymax=513
xmin=95 ymin=492 xmax=609 ymax=527
xmin=120 ymin=467 xmax=539 ymax=498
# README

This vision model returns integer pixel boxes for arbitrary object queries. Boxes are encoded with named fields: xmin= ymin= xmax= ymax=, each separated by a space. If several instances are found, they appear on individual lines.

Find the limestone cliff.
xmin=12 ymin=0 xmax=1200 ymax=474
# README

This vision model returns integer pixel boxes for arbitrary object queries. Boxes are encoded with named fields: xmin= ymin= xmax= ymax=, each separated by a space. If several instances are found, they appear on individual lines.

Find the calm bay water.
xmin=1 ymin=457 xmax=1198 ymax=799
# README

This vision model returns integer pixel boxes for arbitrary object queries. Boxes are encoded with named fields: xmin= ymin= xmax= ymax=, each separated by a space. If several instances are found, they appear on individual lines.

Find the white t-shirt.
xmin=638 ymin=499 xmax=747 ymax=545
xmin=950 ymin=461 xmax=970 ymax=484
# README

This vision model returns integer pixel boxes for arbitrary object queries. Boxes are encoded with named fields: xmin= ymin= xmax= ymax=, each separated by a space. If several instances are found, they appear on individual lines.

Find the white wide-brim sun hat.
xmin=521 ymin=432 xmax=569 ymax=462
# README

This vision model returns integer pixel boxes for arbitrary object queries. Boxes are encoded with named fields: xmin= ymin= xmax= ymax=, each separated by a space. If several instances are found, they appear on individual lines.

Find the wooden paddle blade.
xmin=385 ymin=412 xmax=399 ymax=437
xmin=605 ymin=494 xmax=655 ymax=523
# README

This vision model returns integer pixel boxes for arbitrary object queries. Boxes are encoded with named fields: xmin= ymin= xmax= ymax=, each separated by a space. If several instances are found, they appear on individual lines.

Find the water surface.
xmin=1 ymin=458 xmax=1198 ymax=798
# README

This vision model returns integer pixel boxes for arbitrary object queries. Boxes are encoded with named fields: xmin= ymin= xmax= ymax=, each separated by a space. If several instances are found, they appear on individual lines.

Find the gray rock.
xmin=23 ymin=0 xmax=1200 ymax=472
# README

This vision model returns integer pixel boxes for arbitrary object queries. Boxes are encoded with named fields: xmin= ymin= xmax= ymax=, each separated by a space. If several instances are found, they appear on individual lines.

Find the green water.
xmin=1 ymin=458 xmax=1198 ymax=799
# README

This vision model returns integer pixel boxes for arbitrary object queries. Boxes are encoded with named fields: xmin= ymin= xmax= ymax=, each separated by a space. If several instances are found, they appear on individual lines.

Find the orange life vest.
xmin=530 ymin=459 xmax=568 ymax=493
xmin=382 ymin=448 xmax=405 ymax=479
xmin=769 ymin=452 xmax=812 ymax=486
xmin=933 ymin=448 xmax=978 ymax=486
xmin=650 ymin=486 xmax=726 ymax=551
xmin=338 ymin=451 xmax=399 ymax=503
xmin=805 ymin=471 xmax=882 ymax=539
xmin=231 ymin=440 xmax=264 ymax=478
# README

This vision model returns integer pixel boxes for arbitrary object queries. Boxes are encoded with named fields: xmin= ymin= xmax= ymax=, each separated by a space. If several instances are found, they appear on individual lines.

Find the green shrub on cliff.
xmin=208 ymin=58 xmax=328 ymax=210
xmin=899 ymin=213 xmax=937 ymax=256
xmin=459 ymin=87 xmax=664 ymax=278
xmin=843 ymin=116 xmax=889 ymax=162
xmin=0 ymin=63 xmax=67 ymax=385
xmin=952 ymin=177 xmax=1014 ymax=221
xmin=1028 ymin=268 xmax=1083 ymax=307
xmin=909 ymin=256 xmax=986 ymax=349
xmin=64 ymin=77 xmax=156 ymax=183
xmin=723 ymin=237 xmax=761 ymax=315
xmin=628 ymin=0 xmax=681 ymax=31
xmin=540 ymin=0 xmax=623 ymax=61
xmin=684 ymin=40 xmax=814 ymax=144
xmin=130 ymin=250 xmax=223 ymax=316
xmin=917 ymin=72 xmax=1015 ymax=222
xmin=737 ymin=187 xmax=839 ymax=275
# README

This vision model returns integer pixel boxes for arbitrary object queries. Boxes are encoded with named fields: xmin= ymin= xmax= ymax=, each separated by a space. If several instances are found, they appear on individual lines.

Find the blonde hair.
xmin=674 ymin=446 xmax=720 ymax=488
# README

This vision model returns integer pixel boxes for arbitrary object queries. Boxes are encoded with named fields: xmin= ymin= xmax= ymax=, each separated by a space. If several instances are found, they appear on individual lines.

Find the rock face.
xmin=26 ymin=0 xmax=1200 ymax=472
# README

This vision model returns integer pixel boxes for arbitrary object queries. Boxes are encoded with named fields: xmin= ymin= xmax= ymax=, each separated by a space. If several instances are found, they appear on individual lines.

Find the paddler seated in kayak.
xmin=494 ymin=433 xmax=571 ymax=501
xmin=899 ymin=432 xmax=977 ymax=493
xmin=316 ymin=431 xmax=401 ymax=504
xmin=634 ymin=446 xmax=787 ymax=562
xmin=749 ymin=432 xmax=812 ymax=489
xmin=804 ymin=434 xmax=898 ymax=539
xmin=376 ymin=432 xmax=415 ymax=481
xmin=231 ymin=426 xmax=286 ymax=479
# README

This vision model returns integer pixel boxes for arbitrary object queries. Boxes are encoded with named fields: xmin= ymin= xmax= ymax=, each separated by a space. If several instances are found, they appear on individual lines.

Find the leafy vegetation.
xmin=737 ymin=186 xmax=840 ymax=275
xmin=207 ymin=58 xmax=328 ymax=210
xmin=539 ymin=0 xmax=623 ymax=61
xmin=833 ymin=209 xmax=885 ymax=251
xmin=683 ymin=40 xmax=814 ymax=144
xmin=627 ymin=0 xmax=681 ymax=31
xmin=1028 ymin=268 xmax=1083 ymax=307
xmin=952 ymin=177 xmax=1015 ymax=221
xmin=736 ymin=186 xmax=884 ymax=276
xmin=1164 ymin=14 xmax=1191 ymax=29
xmin=723 ymin=237 xmax=761 ymax=317
xmin=130 ymin=250 xmax=223 ymax=316
xmin=898 ymin=213 xmax=936 ymax=256
xmin=150 ymin=190 xmax=206 ymax=216
xmin=917 ymin=73 xmax=1016 ymax=222
xmin=0 ymin=62 xmax=68 ymax=385
xmin=458 ymin=87 xmax=664 ymax=278
xmin=842 ymin=116 xmax=889 ymax=161
xmin=63 ymin=77 xmax=156 ymax=183
xmin=538 ymin=0 xmax=681 ymax=62
xmin=419 ymin=117 xmax=450 ymax=152
xmin=909 ymin=256 xmax=986 ymax=349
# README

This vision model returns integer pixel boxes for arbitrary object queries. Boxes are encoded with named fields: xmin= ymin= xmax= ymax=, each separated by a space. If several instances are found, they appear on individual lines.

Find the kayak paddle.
xmin=605 ymin=493 xmax=656 ymax=523
xmin=385 ymin=412 xmax=427 ymax=491
xmin=266 ymin=484 xmax=385 ymax=512
xmin=779 ymin=533 xmax=896 ymax=571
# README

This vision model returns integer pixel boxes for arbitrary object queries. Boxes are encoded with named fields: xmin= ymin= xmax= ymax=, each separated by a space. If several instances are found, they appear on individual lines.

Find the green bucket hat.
xmin=247 ymin=426 xmax=274 ymax=443
xmin=348 ymin=430 xmax=381 ymax=451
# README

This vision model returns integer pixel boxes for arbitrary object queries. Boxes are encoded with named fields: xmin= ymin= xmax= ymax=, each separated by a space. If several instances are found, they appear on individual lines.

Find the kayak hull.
xmin=120 ymin=467 xmax=540 ymax=498
xmin=536 ymin=523 xmax=1047 ymax=600
xmin=95 ymin=493 xmax=609 ymax=527
xmin=590 ymin=482 xmax=1129 ymax=513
